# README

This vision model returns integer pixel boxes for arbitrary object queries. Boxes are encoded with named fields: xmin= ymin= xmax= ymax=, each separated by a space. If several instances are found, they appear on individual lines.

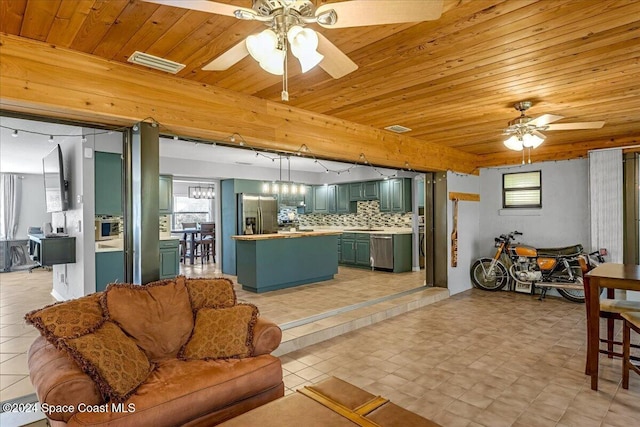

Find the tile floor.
xmin=2 ymin=266 xmax=640 ymax=426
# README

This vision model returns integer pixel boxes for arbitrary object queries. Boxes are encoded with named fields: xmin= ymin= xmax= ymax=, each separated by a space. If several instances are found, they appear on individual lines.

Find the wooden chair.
xmin=195 ymin=222 xmax=215 ymax=264
xmin=583 ymin=273 xmax=640 ymax=378
xmin=622 ymin=311 xmax=640 ymax=389
xmin=180 ymin=222 xmax=197 ymax=264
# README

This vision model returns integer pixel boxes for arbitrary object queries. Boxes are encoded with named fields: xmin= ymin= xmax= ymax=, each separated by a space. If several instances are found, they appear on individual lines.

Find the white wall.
xmin=447 ymin=172 xmax=481 ymax=295
xmin=479 ymin=159 xmax=589 ymax=249
xmin=15 ymin=174 xmax=49 ymax=239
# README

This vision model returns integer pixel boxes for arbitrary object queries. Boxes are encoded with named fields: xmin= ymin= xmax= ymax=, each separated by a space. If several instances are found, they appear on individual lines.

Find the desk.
xmin=171 ymin=228 xmax=199 ymax=265
xmin=585 ymin=263 xmax=640 ymax=390
xmin=28 ymin=234 xmax=76 ymax=269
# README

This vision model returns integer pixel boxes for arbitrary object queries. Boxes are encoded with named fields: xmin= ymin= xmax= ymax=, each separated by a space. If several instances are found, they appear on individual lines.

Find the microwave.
xmin=95 ymin=218 xmax=120 ymax=241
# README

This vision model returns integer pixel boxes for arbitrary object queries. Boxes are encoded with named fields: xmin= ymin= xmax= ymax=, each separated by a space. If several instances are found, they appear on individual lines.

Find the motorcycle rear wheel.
xmin=556 ymin=265 xmax=586 ymax=303
xmin=470 ymin=258 xmax=508 ymax=291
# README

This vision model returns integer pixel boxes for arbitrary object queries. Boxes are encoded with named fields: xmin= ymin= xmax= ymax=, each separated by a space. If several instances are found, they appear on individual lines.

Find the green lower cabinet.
xmin=340 ymin=233 xmax=370 ymax=268
xmin=355 ymin=237 xmax=370 ymax=267
xmin=159 ymin=239 xmax=180 ymax=279
xmin=95 ymin=251 xmax=124 ymax=292
xmin=392 ymin=234 xmax=412 ymax=273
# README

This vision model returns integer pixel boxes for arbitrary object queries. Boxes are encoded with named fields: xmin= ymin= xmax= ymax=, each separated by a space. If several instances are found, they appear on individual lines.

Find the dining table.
xmin=584 ymin=263 xmax=640 ymax=390
xmin=171 ymin=228 xmax=199 ymax=265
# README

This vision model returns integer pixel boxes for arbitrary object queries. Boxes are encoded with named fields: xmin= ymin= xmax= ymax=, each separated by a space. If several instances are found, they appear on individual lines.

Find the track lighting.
xmin=11 ymin=130 xmax=18 ymax=137
xmin=48 ymin=135 xmax=54 ymax=143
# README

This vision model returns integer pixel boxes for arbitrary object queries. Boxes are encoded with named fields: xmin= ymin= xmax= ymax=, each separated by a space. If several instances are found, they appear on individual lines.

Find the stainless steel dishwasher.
xmin=370 ymin=234 xmax=393 ymax=270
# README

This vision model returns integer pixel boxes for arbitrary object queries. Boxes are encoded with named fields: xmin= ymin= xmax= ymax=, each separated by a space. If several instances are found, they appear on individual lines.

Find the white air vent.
xmin=384 ymin=124 xmax=412 ymax=133
xmin=127 ymin=51 xmax=186 ymax=74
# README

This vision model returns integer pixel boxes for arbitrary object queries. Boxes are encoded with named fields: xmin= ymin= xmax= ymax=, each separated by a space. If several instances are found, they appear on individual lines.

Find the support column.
xmin=127 ymin=122 xmax=160 ymax=284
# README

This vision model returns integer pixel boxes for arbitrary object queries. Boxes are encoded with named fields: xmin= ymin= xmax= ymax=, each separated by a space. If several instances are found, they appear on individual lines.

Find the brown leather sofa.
xmin=26 ymin=277 xmax=284 ymax=426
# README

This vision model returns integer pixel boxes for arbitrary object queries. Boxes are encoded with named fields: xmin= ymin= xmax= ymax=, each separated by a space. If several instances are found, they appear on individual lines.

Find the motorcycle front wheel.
xmin=470 ymin=258 xmax=508 ymax=291
xmin=556 ymin=265 xmax=586 ymax=303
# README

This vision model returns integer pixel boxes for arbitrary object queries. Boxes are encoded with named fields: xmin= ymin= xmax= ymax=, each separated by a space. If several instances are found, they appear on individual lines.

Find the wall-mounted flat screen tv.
xmin=42 ymin=144 xmax=68 ymax=213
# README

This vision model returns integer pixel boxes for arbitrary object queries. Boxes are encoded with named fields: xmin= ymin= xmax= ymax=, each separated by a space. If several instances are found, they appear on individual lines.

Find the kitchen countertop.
xmin=299 ymin=227 xmax=412 ymax=235
xmin=95 ymin=235 xmax=180 ymax=252
xmin=232 ymin=231 xmax=343 ymax=241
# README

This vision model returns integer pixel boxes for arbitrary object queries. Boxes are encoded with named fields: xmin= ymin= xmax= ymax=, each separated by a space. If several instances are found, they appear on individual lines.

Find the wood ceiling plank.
xmin=69 ymin=0 xmax=130 ymax=53
xmin=305 ymin=0 xmax=636 ymax=115
xmin=0 ymin=0 xmax=27 ymax=35
xmin=112 ymin=5 xmax=186 ymax=62
xmin=145 ymin=10 xmax=210 ymax=57
xmin=46 ymin=0 xmax=95 ymax=47
xmin=19 ymin=0 xmax=61 ymax=41
xmin=92 ymin=1 xmax=160 ymax=59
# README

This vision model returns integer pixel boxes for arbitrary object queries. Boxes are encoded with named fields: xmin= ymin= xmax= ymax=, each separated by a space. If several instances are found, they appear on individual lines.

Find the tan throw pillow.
xmin=102 ymin=277 xmax=194 ymax=361
xmin=59 ymin=321 xmax=152 ymax=402
xmin=179 ymin=304 xmax=258 ymax=361
xmin=25 ymin=293 xmax=105 ymax=346
xmin=186 ymin=277 xmax=237 ymax=310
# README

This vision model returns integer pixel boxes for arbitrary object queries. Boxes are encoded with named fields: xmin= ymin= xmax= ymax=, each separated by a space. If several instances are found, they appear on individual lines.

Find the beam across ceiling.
xmin=0 ymin=34 xmax=478 ymax=174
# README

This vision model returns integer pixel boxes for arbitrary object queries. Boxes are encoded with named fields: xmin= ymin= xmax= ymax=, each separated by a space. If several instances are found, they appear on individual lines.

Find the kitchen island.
xmin=232 ymin=231 xmax=341 ymax=293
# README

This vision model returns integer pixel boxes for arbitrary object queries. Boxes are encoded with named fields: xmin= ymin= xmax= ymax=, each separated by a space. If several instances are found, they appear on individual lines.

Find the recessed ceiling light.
xmin=384 ymin=125 xmax=412 ymax=133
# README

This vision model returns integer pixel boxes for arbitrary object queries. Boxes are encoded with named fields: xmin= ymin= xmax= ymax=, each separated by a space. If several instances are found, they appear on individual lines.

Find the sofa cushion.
xmin=58 ymin=321 xmax=153 ymax=403
xmin=70 ymin=355 xmax=283 ymax=426
xmin=186 ymin=277 xmax=236 ymax=310
xmin=25 ymin=293 xmax=104 ymax=346
xmin=180 ymin=304 xmax=258 ymax=361
xmin=102 ymin=277 xmax=193 ymax=361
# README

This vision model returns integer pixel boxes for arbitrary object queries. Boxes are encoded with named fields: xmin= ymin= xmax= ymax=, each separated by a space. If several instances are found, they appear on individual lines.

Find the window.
xmin=502 ymin=171 xmax=541 ymax=208
xmin=172 ymin=196 xmax=211 ymax=228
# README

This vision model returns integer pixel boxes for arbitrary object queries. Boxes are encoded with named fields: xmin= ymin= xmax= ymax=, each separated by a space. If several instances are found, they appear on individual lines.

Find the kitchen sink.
xmin=345 ymin=228 xmax=384 ymax=232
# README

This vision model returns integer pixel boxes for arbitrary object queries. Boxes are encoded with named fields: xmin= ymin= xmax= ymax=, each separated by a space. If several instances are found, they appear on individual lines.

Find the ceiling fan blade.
xmin=546 ymin=121 xmax=605 ymax=131
xmin=316 ymin=33 xmax=358 ymax=79
xmin=532 ymin=130 xmax=547 ymax=140
xmin=202 ymin=40 xmax=249 ymax=71
xmin=528 ymin=114 xmax=564 ymax=127
xmin=140 ymin=0 xmax=253 ymax=18
xmin=315 ymin=0 xmax=443 ymax=29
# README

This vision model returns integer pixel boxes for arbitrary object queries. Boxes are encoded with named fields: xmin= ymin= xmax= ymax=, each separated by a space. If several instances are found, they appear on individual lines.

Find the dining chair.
xmin=599 ymin=296 xmax=640 ymax=359
xmin=622 ymin=311 xmax=640 ymax=389
xmin=195 ymin=222 xmax=215 ymax=264
xmin=180 ymin=222 xmax=197 ymax=264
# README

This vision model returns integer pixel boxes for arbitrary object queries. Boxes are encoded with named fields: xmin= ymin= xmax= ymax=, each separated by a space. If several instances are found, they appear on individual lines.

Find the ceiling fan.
xmin=142 ymin=0 xmax=443 ymax=100
xmin=503 ymin=101 xmax=605 ymax=151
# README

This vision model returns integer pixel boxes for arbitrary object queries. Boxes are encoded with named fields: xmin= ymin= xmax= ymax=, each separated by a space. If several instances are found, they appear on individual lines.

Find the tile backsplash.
xmin=298 ymin=200 xmax=413 ymax=229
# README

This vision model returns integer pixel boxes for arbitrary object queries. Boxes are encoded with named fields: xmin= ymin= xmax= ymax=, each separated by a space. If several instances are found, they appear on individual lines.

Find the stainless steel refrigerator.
xmin=238 ymin=194 xmax=278 ymax=235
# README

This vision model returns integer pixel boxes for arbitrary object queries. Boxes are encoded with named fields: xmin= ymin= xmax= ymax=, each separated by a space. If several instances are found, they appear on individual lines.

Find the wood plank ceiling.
xmin=1 ymin=0 xmax=639 ymax=168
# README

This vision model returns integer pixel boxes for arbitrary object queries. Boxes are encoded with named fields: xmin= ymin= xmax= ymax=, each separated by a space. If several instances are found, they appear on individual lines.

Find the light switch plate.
xmin=84 ymin=147 xmax=93 ymax=158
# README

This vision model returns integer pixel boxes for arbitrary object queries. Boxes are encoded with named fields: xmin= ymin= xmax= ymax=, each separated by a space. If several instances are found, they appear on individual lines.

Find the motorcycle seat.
xmin=537 ymin=244 xmax=583 ymax=257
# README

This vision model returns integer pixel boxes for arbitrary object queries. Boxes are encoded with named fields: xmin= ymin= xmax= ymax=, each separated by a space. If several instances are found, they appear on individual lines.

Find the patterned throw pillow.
xmin=179 ymin=304 xmax=258 ymax=361
xmin=25 ymin=293 xmax=105 ymax=346
xmin=58 ymin=321 xmax=152 ymax=402
xmin=185 ymin=277 xmax=237 ymax=310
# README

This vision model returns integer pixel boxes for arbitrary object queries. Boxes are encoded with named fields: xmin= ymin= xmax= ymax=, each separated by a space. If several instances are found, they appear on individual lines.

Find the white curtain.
xmin=0 ymin=174 xmax=22 ymax=240
xmin=589 ymin=149 xmax=623 ymax=263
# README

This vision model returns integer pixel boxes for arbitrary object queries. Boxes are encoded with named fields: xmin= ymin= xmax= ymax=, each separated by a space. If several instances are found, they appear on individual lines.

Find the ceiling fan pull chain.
xmin=282 ymin=39 xmax=289 ymax=101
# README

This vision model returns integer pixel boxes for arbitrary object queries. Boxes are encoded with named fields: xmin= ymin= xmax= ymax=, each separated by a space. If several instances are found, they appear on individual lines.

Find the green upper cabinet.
xmin=349 ymin=181 xmax=379 ymax=201
xmin=379 ymin=178 xmax=412 ymax=213
xmin=95 ymin=151 xmax=122 ymax=216
xmin=313 ymin=185 xmax=329 ymax=213
xmin=336 ymin=184 xmax=351 ymax=213
xmin=159 ymin=175 xmax=173 ymax=214
xmin=327 ymin=185 xmax=337 ymax=213
xmin=303 ymin=185 xmax=314 ymax=213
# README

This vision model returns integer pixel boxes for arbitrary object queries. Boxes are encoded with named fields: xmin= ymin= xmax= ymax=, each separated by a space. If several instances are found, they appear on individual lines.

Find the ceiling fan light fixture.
xmin=246 ymin=29 xmax=278 ymax=63
xmin=522 ymin=132 xmax=544 ymax=149
xmin=288 ymin=27 xmax=323 ymax=72
xmin=297 ymin=50 xmax=324 ymax=73
xmin=504 ymin=135 xmax=523 ymax=151
xmin=259 ymin=48 xmax=285 ymax=75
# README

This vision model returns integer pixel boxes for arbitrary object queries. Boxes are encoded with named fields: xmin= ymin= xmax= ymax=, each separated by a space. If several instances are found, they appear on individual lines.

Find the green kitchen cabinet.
xmin=313 ymin=185 xmax=329 ymax=213
xmin=336 ymin=184 xmax=351 ymax=213
xmin=159 ymin=239 xmax=179 ymax=279
xmin=355 ymin=234 xmax=371 ymax=266
xmin=349 ymin=181 xmax=379 ymax=201
xmin=159 ymin=175 xmax=173 ymax=214
xmin=303 ymin=185 xmax=314 ymax=213
xmin=327 ymin=185 xmax=337 ymax=213
xmin=340 ymin=233 xmax=370 ymax=268
xmin=392 ymin=234 xmax=412 ymax=272
xmin=95 ymin=151 xmax=122 ymax=216
xmin=95 ymin=251 xmax=124 ymax=292
xmin=379 ymin=178 xmax=412 ymax=213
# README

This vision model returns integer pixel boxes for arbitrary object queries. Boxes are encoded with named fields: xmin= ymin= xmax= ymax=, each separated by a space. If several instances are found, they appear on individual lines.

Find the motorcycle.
xmin=470 ymin=231 xmax=607 ymax=303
